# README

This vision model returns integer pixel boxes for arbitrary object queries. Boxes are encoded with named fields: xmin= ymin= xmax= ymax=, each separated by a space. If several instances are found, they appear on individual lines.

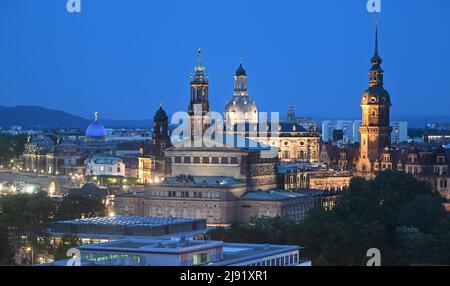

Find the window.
xmin=193 ymin=253 xmax=209 ymax=265
xmin=211 ymin=157 xmax=219 ymax=164
xmin=193 ymin=157 xmax=200 ymax=164
xmin=184 ymin=157 xmax=191 ymax=163
xmin=203 ymin=157 xmax=210 ymax=164
xmin=174 ymin=157 xmax=182 ymax=163
xmin=434 ymin=167 xmax=440 ymax=175
xmin=221 ymin=157 xmax=229 ymax=164
xmin=230 ymin=157 xmax=238 ymax=164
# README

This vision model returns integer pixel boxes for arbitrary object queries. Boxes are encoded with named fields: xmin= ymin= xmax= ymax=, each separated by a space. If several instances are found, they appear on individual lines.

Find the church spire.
xmin=371 ymin=22 xmax=382 ymax=65
xmin=195 ymin=48 xmax=205 ymax=73
xmin=374 ymin=23 xmax=379 ymax=56
xmin=369 ymin=22 xmax=384 ymax=87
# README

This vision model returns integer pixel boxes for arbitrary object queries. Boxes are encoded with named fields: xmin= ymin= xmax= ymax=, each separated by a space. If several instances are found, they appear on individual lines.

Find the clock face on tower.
xmin=370 ymin=136 xmax=377 ymax=142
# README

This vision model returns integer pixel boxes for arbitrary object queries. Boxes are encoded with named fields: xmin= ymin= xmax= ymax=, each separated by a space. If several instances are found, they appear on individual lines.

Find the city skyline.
xmin=1 ymin=1 xmax=450 ymax=120
xmin=1 ymin=1 xmax=450 ymax=269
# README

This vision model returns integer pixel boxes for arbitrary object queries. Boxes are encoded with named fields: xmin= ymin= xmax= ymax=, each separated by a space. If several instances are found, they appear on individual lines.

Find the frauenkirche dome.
xmin=224 ymin=62 xmax=258 ymax=125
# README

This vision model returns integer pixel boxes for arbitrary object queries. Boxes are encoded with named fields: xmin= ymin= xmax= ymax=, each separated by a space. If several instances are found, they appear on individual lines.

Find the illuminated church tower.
xmin=188 ymin=49 xmax=210 ymax=140
xmin=356 ymin=24 xmax=392 ymax=174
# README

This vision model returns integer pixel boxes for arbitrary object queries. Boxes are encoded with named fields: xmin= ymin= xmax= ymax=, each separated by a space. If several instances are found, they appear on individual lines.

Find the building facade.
xmin=138 ymin=106 xmax=170 ymax=184
xmin=85 ymin=156 xmax=126 ymax=177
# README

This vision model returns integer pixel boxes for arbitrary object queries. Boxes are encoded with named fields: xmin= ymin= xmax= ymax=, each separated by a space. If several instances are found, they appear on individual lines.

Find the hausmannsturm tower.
xmin=356 ymin=24 xmax=392 ymax=175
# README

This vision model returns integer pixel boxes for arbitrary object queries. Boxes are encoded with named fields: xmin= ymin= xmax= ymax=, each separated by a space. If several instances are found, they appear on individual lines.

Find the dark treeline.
xmin=0 ymin=192 xmax=105 ymax=265
xmin=208 ymin=171 xmax=450 ymax=266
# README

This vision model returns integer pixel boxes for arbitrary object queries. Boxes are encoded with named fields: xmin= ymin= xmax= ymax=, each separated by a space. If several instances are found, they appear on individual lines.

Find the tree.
xmin=0 ymin=192 xmax=105 ymax=264
xmin=0 ymin=192 xmax=56 ymax=234
xmin=0 ymin=226 xmax=13 ymax=265
xmin=55 ymin=195 xmax=106 ymax=221
xmin=0 ymin=135 xmax=27 ymax=165
xmin=288 ymin=208 xmax=351 ymax=265
xmin=53 ymin=234 xmax=82 ymax=261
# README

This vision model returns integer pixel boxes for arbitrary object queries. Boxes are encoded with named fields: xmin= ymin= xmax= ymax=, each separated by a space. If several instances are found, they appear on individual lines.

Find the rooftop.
xmin=79 ymin=238 xmax=223 ymax=254
xmin=77 ymin=238 xmax=301 ymax=266
xmin=88 ymin=156 xmax=122 ymax=165
xmin=212 ymin=242 xmax=301 ymax=266
xmin=49 ymin=216 xmax=207 ymax=239
xmin=160 ymin=176 xmax=245 ymax=187
xmin=54 ymin=215 xmax=201 ymax=227
xmin=170 ymin=134 xmax=273 ymax=152
xmin=240 ymin=190 xmax=326 ymax=201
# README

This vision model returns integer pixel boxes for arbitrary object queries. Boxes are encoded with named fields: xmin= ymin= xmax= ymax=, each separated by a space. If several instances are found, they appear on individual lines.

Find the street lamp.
xmin=26 ymin=247 xmax=34 ymax=265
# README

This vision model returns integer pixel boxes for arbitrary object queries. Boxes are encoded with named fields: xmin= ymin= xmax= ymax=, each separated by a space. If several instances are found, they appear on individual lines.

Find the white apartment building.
xmin=391 ymin=121 xmax=408 ymax=143
xmin=85 ymin=156 xmax=126 ymax=177
xmin=322 ymin=120 xmax=408 ymax=144
xmin=321 ymin=120 xmax=361 ymax=144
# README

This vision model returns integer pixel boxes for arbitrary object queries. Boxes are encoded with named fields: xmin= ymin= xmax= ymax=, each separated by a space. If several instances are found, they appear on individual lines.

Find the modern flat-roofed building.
xmin=48 ymin=216 xmax=207 ymax=244
xmin=73 ymin=238 xmax=310 ymax=266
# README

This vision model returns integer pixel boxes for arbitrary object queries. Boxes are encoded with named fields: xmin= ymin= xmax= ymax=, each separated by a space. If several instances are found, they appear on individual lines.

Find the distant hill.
xmin=0 ymin=105 xmax=91 ymax=130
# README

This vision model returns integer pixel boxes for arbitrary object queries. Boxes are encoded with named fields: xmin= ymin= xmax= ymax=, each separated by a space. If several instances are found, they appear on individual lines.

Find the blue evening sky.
xmin=0 ymin=0 xmax=449 ymax=120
